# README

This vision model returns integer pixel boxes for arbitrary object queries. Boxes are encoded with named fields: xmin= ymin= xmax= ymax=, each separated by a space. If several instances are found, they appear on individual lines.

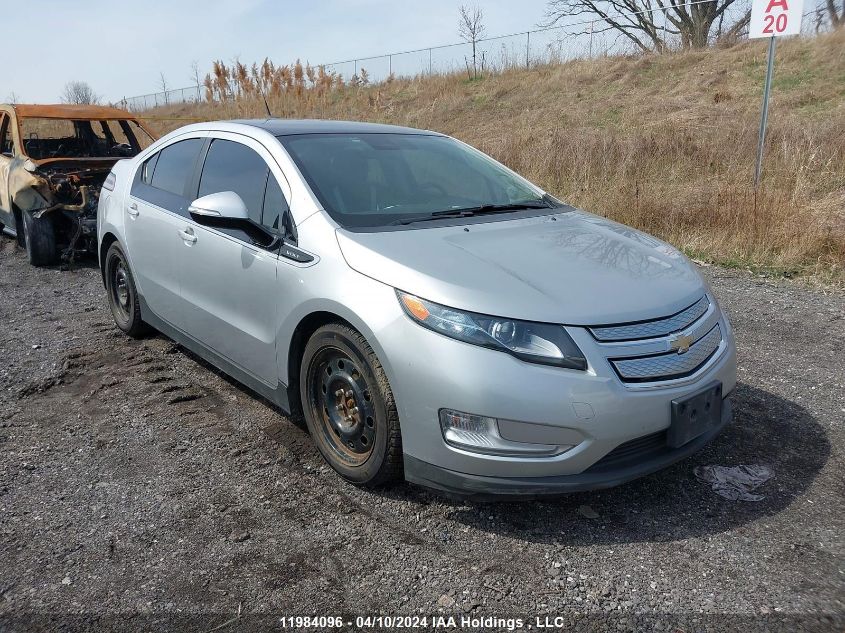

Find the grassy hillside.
xmin=141 ymin=29 xmax=845 ymax=282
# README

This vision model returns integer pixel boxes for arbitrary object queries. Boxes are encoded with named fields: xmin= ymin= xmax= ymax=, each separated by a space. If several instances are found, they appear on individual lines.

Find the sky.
xmin=3 ymin=0 xmax=553 ymax=104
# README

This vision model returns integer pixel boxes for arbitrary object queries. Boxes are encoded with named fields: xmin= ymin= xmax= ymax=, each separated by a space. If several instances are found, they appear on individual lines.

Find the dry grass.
xmin=140 ymin=30 xmax=845 ymax=283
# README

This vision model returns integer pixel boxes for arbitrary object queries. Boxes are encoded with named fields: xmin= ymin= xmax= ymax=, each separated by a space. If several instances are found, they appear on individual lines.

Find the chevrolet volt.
xmin=97 ymin=120 xmax=736 ymax=496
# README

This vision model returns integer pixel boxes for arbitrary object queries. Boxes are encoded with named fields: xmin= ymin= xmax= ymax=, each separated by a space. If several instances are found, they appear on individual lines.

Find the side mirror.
xmin=188 ymin=191 xmax=250 ymax=224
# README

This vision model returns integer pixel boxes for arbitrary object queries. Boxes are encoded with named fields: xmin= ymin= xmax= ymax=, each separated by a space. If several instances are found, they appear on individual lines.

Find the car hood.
xmin=335 ymin=209 xmax=706 ymax=325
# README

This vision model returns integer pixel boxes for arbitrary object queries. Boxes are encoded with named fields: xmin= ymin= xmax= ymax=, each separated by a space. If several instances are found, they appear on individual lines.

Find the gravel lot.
xmin=0 ymin=234 xmax=843 ymax=632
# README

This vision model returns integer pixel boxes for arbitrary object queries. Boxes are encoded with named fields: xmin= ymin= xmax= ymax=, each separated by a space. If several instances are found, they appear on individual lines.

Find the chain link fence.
xmin=117 ymin=1 xmax=827 ymax=112
xmin=117 ymin=22 xmax=648 ymax=112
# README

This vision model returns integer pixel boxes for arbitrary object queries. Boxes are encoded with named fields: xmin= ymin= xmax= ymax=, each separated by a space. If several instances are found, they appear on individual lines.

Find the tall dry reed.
xmin=143 ymin=30 xmax=845 ymax=282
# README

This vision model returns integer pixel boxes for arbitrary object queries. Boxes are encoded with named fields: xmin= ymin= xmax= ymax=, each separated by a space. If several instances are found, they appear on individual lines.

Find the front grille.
xmin=610 ymin=324 xmax=722 ymax=383
xmin=589 ymin=295 xmax=709 ymax=342
xmin=586 ymin=431 xmax=668 ymax=472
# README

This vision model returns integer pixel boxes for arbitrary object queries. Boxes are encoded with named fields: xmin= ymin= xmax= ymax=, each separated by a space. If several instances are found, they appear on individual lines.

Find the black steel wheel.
xmin=104 ymin=242 xmax=149 ymax=338
xmin=300 ymin=323 xmax=402 ymax=486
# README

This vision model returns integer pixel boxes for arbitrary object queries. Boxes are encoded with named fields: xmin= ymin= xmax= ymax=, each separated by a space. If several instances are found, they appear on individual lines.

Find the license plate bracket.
xmin=668 ymin=381 xmax=722 ymax=449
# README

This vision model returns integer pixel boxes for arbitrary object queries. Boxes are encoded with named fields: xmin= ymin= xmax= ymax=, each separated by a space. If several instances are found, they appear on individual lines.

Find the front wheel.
xmin=300 ymin=323 xmax=403 ymax=487
xmin=104 ymin=242 xmax=150 ymax=338
xmin=22 ymin=210 xmax=57 ymax=267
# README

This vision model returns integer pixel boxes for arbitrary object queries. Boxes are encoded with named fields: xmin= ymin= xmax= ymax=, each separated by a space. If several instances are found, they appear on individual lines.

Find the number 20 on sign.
xmin=750 ymin=0 xmax=804 ymax=37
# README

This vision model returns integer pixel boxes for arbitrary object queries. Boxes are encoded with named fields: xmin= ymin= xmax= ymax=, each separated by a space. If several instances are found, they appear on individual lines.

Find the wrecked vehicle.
xmin=0 ymin=104 xmax=156 ymax=266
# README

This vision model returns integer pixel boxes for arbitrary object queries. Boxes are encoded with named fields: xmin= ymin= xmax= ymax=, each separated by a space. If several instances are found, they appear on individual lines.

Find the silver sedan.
xmin=97 ymin=120 xmax=736 ymax=497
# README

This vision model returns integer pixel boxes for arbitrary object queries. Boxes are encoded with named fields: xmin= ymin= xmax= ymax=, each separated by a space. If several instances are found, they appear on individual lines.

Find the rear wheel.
xmin=300 ymin=323 xmax=403 ymax=486
xmin=104 ymin=242 xmax=149 ymax=338
xmin=22 ymin=210 xmax=58 ymax=267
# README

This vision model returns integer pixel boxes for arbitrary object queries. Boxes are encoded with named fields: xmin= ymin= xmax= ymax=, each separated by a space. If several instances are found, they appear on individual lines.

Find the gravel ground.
xmin=0 ymin=234 xmax=843 ymax=633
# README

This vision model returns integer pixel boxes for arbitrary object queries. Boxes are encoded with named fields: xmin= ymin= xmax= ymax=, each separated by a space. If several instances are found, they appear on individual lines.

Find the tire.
xmin=22 ymin=210 xmax=58 ymax=267
xmin=300 ymin=323 xmax=403 ymax=487
xmin=104 ymin=242 xmax=149 ymax=338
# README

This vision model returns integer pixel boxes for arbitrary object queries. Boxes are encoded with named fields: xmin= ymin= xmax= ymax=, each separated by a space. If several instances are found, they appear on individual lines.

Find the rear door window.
xmin=150 ymin=138 xmax=203 ymax=196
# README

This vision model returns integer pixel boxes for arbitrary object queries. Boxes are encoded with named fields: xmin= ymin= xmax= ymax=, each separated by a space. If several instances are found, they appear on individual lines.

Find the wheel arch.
xmin=99 ymin=231 xmax=120 ymax=285
xmin=285 ymin=310 xmax=356 ymax=420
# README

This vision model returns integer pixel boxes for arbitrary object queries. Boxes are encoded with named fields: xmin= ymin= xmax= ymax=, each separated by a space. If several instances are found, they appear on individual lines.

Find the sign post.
xmin=749 ymin=0 xmax=804 ymax=187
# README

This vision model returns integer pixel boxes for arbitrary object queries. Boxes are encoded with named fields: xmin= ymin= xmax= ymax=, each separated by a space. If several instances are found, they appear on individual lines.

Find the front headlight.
xmin=397 ymin=291 xmax=587 ymax=370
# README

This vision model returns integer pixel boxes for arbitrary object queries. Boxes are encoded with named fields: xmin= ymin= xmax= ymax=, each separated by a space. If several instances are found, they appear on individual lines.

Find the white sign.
xmin=750 ymin=0 xmax=805 ymax=38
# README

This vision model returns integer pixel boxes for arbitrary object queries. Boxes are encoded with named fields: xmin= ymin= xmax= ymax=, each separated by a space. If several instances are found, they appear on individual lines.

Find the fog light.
xmin=440 ymin=409 xmax=499 ymax=451
xmin=438 ymin=408 xmax=567 ymax=457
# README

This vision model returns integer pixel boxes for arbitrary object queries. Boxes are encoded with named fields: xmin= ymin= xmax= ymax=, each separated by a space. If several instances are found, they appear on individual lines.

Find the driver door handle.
xmin=178 ymin=228 xmax=197 ymax=244
xmin=127 ymin=202 xmax=139 ymax=217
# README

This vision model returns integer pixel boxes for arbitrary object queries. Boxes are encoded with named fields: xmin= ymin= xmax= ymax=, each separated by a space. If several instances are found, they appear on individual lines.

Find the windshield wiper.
xmin=390 ymin=201 xmax=552 ymax=226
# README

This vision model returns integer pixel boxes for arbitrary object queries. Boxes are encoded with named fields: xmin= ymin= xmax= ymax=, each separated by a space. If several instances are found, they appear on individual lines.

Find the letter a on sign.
xmin=750 ymin=0 xmax=804 ymax=37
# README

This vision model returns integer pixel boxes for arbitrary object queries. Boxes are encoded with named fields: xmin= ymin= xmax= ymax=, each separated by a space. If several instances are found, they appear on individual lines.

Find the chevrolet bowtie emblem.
xmin=670 ymin=333 xmax=694 ymax=354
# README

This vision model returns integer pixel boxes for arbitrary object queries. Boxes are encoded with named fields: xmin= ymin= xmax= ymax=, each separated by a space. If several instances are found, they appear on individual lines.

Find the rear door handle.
xmin=178 ymin=228 xmax=197 ymax=244
xmin=127 ymin=202 xmax=139 ymax=217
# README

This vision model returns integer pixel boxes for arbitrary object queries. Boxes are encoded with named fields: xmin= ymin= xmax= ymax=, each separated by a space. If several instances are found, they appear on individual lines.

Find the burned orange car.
xmin=0 ymin=104 xmax=156 ymax=266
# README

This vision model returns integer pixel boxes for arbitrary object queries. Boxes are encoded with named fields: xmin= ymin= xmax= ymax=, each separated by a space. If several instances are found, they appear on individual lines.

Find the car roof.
xmin=4 ymin=103 xmax=139 ymax=120
xmin=229 ymin=118 xmax=442 ymax=137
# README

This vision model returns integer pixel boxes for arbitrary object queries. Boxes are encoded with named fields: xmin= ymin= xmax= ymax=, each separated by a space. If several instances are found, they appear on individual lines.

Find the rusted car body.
xmin=0 ymin=104 xmax=156 ymax=266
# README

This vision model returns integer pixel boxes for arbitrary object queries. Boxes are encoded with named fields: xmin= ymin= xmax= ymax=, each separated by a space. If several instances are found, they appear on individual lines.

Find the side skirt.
xmin=138 ymin=296 xmax=291 ymax=414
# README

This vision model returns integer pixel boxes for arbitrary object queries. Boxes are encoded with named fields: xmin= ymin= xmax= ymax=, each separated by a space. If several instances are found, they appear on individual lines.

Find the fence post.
xmin=589 ymin=21 xmax=594 ymax=58
xmin=526 ymin=31 xmax=531 ymax=68
xmin=389 ymin=54 xmax=392 ymax=76
xmin=354 ymin=59 xmax=358 ymax=77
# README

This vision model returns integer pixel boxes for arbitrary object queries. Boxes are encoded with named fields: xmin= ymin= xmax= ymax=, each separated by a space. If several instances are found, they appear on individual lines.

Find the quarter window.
xmin=198 ymin=139 xmax=270 ymax=224
xmin=141 ymin=152 xmax=159 ymax=184
xmin=149 ymin=138 xmax=203 ymax=196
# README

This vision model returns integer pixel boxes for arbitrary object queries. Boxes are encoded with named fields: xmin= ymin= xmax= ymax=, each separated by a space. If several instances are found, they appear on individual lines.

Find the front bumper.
xmin=367 ymin=288 xmax=737 ymax=492
xmin=405 ymin=396 xmax=732 ymax=498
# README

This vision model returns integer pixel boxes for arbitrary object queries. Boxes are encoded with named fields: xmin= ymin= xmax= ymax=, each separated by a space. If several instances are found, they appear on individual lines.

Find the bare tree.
xmin=543 ymin=0 xmax=750 ymax=52
xmin=5 ymin=91 xmax=20 ymax=103
xmin=158 ymin=72 xmax=170 ymax=105
xmin=459 ymin=5 xmax=487 ymax=79
xmin=61 ymin=81 xmax=99 ymax=105
xmin=190 ymin=61 xmax=203 ymax=101
xmin=825 ymin=0 xmax=844 ymax=26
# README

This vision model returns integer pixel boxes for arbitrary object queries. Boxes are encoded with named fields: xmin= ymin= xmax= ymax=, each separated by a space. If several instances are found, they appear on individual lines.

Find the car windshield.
xmin=279 ymin=133 xmax=552 ymax=228
xmin=19 ymin=118 xmax=154 ymax=160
